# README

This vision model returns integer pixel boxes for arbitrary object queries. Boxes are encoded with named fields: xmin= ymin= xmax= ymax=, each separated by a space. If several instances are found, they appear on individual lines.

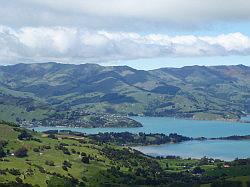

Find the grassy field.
xmin=0 ymin=123 xmax=120 ymax=186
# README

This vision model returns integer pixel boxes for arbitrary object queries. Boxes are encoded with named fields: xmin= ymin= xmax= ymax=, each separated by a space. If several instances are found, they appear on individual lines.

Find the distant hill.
xmin=0 ymin=62 xmax=249 ymax=125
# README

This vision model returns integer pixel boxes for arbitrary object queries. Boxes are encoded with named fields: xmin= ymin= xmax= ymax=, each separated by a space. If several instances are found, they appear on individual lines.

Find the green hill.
xmin=2 ymin=122 xmax=250 ymax=186
xmin=0 ymin=62 xmax=249 ymax=126
xmin=0 ymin=122 xmax=206 ymax=187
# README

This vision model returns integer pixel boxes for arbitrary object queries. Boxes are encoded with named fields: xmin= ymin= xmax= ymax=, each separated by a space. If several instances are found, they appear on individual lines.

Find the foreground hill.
xmin=0 ymin=62 xmax=249 ymax=126
xmin=1 ymin=122 xmax=250 ymax=186
xmin=0 ymin=122 xmax=205 ymax=186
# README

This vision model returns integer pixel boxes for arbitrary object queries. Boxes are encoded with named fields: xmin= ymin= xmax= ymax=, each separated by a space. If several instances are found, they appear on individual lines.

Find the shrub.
xmin=81 ymin=156 xmax=90 ymax=164
xmin=0 ymin=148 xmax=6 ymax=158
xmin=192 ymin=166 xmax=205 ymax=174
xmin=14 ymin=147 xmax=28 ymax=158
xmin=18 ymin=130 xmax=32 ymax=140
xmin=63 ymin=161 xmax=72 ymax=168
xmin=15 ymin=177 xmax=23 ymax=183
xmin=48 ymin=134 xmax=57 ymax=139
xmin=62 ymin=165 xmax=68 ymax=171
xmin=8 ymin=168 xmax=21 ymax=176
xmin=71 ymin=149 xmax=76 ymax=154
xmin=42 ymin=145 xmax=51 ymax=149
xmin=0 ymin=140 xmax=8 ymax=148
xmin=33 ymin=148 xmax=40 ymax=152
xmin=45 ymin=160 xmax=55 ymax=166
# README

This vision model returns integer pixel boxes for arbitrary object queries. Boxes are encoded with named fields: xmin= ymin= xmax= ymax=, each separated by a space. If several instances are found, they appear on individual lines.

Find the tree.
xmin=14 ymin=147 xmax=28 ymax=158
xmin=33 ymin=148 xmax=40 ymax=152
xmin=18 ymin=130 xmax=32 ymax=140
xmin=45 ymin=160 xmax=55 ymax=166
xmin=0 ymin=148 xmax=6 ymax=158
xmin=63 ymin=161 xmax=72 ymax=168
xmin=192 ymin=166 xmax=205 ymax=174
xmin=81 ymin=156 xmax=89 ymax=164
xmin=48 ymin=134 xmax=57 ymax=139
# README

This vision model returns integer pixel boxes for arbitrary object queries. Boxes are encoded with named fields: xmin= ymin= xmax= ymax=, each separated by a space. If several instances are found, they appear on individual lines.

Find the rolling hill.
xmin=1 ymin=122 xmax=250 ymax=186
xmin=0 ymin=62 xmax=249 ymax=126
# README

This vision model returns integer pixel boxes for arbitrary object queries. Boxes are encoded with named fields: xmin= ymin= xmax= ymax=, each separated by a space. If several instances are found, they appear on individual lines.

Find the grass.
xmin=0 ymin=124 xmax=112 ymax=186
xmin=0 ymin=104 xmax=48 ymax=122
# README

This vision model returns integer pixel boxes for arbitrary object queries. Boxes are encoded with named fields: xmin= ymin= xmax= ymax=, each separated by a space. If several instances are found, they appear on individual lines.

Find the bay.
xmin=33 ymin=116 xmax=250 ymax=138
xmin=133 ymin=140 xmax=250 ymax=161
xmin=31 ymin=116 xmax=250 ymax=160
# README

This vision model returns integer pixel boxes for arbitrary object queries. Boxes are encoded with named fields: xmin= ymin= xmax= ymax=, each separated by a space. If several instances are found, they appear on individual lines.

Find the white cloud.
xmin=0 ymin=26 xmax=250 ymax=64
xmin=1 ymin=0 xmax=250 ymax=30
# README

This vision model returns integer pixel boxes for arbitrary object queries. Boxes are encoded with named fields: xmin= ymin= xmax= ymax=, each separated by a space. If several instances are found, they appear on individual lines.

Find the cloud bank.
xmin=0 ymin=26 xmax=250 ymax=64
xmin=1 ymin=0 xmax=250 ymax=30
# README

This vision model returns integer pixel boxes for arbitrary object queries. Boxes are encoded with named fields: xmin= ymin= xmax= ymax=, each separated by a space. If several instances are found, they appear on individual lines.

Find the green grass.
xmin=229 ymin=176 xmax=250 ymax=187
xmin=0 ymin=104 xmax=48 ymax=122
xmin=0 ymin=124 xmax=113 ymax=186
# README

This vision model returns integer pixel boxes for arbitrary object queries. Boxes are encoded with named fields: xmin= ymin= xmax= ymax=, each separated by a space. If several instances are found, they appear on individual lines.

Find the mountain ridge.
xmin=0 ymin=62 xmax=249 ymax=126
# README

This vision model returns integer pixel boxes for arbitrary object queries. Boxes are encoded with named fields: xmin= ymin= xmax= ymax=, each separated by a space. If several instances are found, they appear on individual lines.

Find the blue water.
xmin=32 ymin=116 xmax=250 ymax=160
xmin=241 ymin=116 xmax=250 ymax=122
xmin=133 ymin=140 xmax=250 ymax=161
xmin=33 ymin=116 xmax=250 ymax=138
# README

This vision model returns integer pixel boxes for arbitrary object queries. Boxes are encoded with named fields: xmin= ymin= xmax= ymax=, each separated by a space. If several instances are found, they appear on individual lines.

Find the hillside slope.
xmin=0 ymin=122 xmax=201 ymax=187
xmin=0 ymin=63 xmax=249 ymax=125
xmin=2 ymin=122 xmax=250 ymax=187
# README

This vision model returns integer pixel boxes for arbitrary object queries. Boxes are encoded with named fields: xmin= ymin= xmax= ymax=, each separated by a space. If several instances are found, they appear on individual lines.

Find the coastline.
xmin=28 ymin=115 xmax=250 ymax=130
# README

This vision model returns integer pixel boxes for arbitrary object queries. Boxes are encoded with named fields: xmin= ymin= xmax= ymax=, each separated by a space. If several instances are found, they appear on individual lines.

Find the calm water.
xmin=32 ymin=116 xmax=250 ymax=160
xmin=33 ymin=116 xmax=250 ymax=138
xmin=133 ymin=140 xmax=250 ymax=161
xmin=242 ymin=116 xmax=250 ymax=122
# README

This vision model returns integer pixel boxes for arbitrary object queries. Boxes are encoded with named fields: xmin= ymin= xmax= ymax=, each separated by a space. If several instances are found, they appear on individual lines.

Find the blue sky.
xmin=0 ymin=0 xmax=250 ymax=69
xmin=114 ymin=56 xmax=250 ymax=70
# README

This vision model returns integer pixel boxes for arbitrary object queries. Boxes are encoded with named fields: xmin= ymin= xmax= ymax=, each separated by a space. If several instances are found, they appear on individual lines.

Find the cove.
xmin=133 ymin=140 xmax=250 ymax=161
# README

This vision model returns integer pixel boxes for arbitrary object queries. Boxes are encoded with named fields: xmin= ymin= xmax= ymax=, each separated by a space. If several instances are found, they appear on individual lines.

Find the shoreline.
xmin=130 ymin=114 xmax=250 ymax=124
xmin=27 ymin=115 xmax=250 ymax=129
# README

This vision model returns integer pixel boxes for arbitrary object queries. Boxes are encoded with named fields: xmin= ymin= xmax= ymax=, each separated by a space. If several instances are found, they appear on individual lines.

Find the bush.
xmin=42 ymin=145 xmax=51 ymax=149
xmin=0 ymin=140 xmax=8 ymax=148
xmin=0 ymin=148 xmax=6 ymax=158
xmin=8 ymin=168 xmax=21 ymax=176
xmin=14 ymin=147 xmax=28 ymax=158
xmin=62 ymin=165 xmax=68 ymax=171
xmin=192 ymin=166 xmax=205 ymax=174
xmin=18 ymin=130 xmax=32 ymax=140
xmin=63 ymin=161 xmax=72 ymax=168
xmin=33 ymin=148 xmax=40 ymax=152
xmin=81 ymin=156 xmax=90 ymax=164
xmin=15 ymin=177 xmax=23 ymax=183
xmin=48 ymin=134 xmax=57 ymax=139
xmin=45 ymin=160 xmax=55 ymax=166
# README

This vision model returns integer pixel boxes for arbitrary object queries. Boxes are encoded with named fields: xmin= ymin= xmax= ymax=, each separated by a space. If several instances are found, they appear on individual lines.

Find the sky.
xmin=1 ymin=0 xmax=250 ymax=69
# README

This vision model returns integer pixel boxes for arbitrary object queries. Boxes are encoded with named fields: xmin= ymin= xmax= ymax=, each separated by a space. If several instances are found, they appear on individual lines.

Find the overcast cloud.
xmin=0 ymin=26 xmax=250 ymax=64
xmin=0 ymin=0 xmax=250 ymax=65
xmin=1 ymin=0 xmax=250 ymax=30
